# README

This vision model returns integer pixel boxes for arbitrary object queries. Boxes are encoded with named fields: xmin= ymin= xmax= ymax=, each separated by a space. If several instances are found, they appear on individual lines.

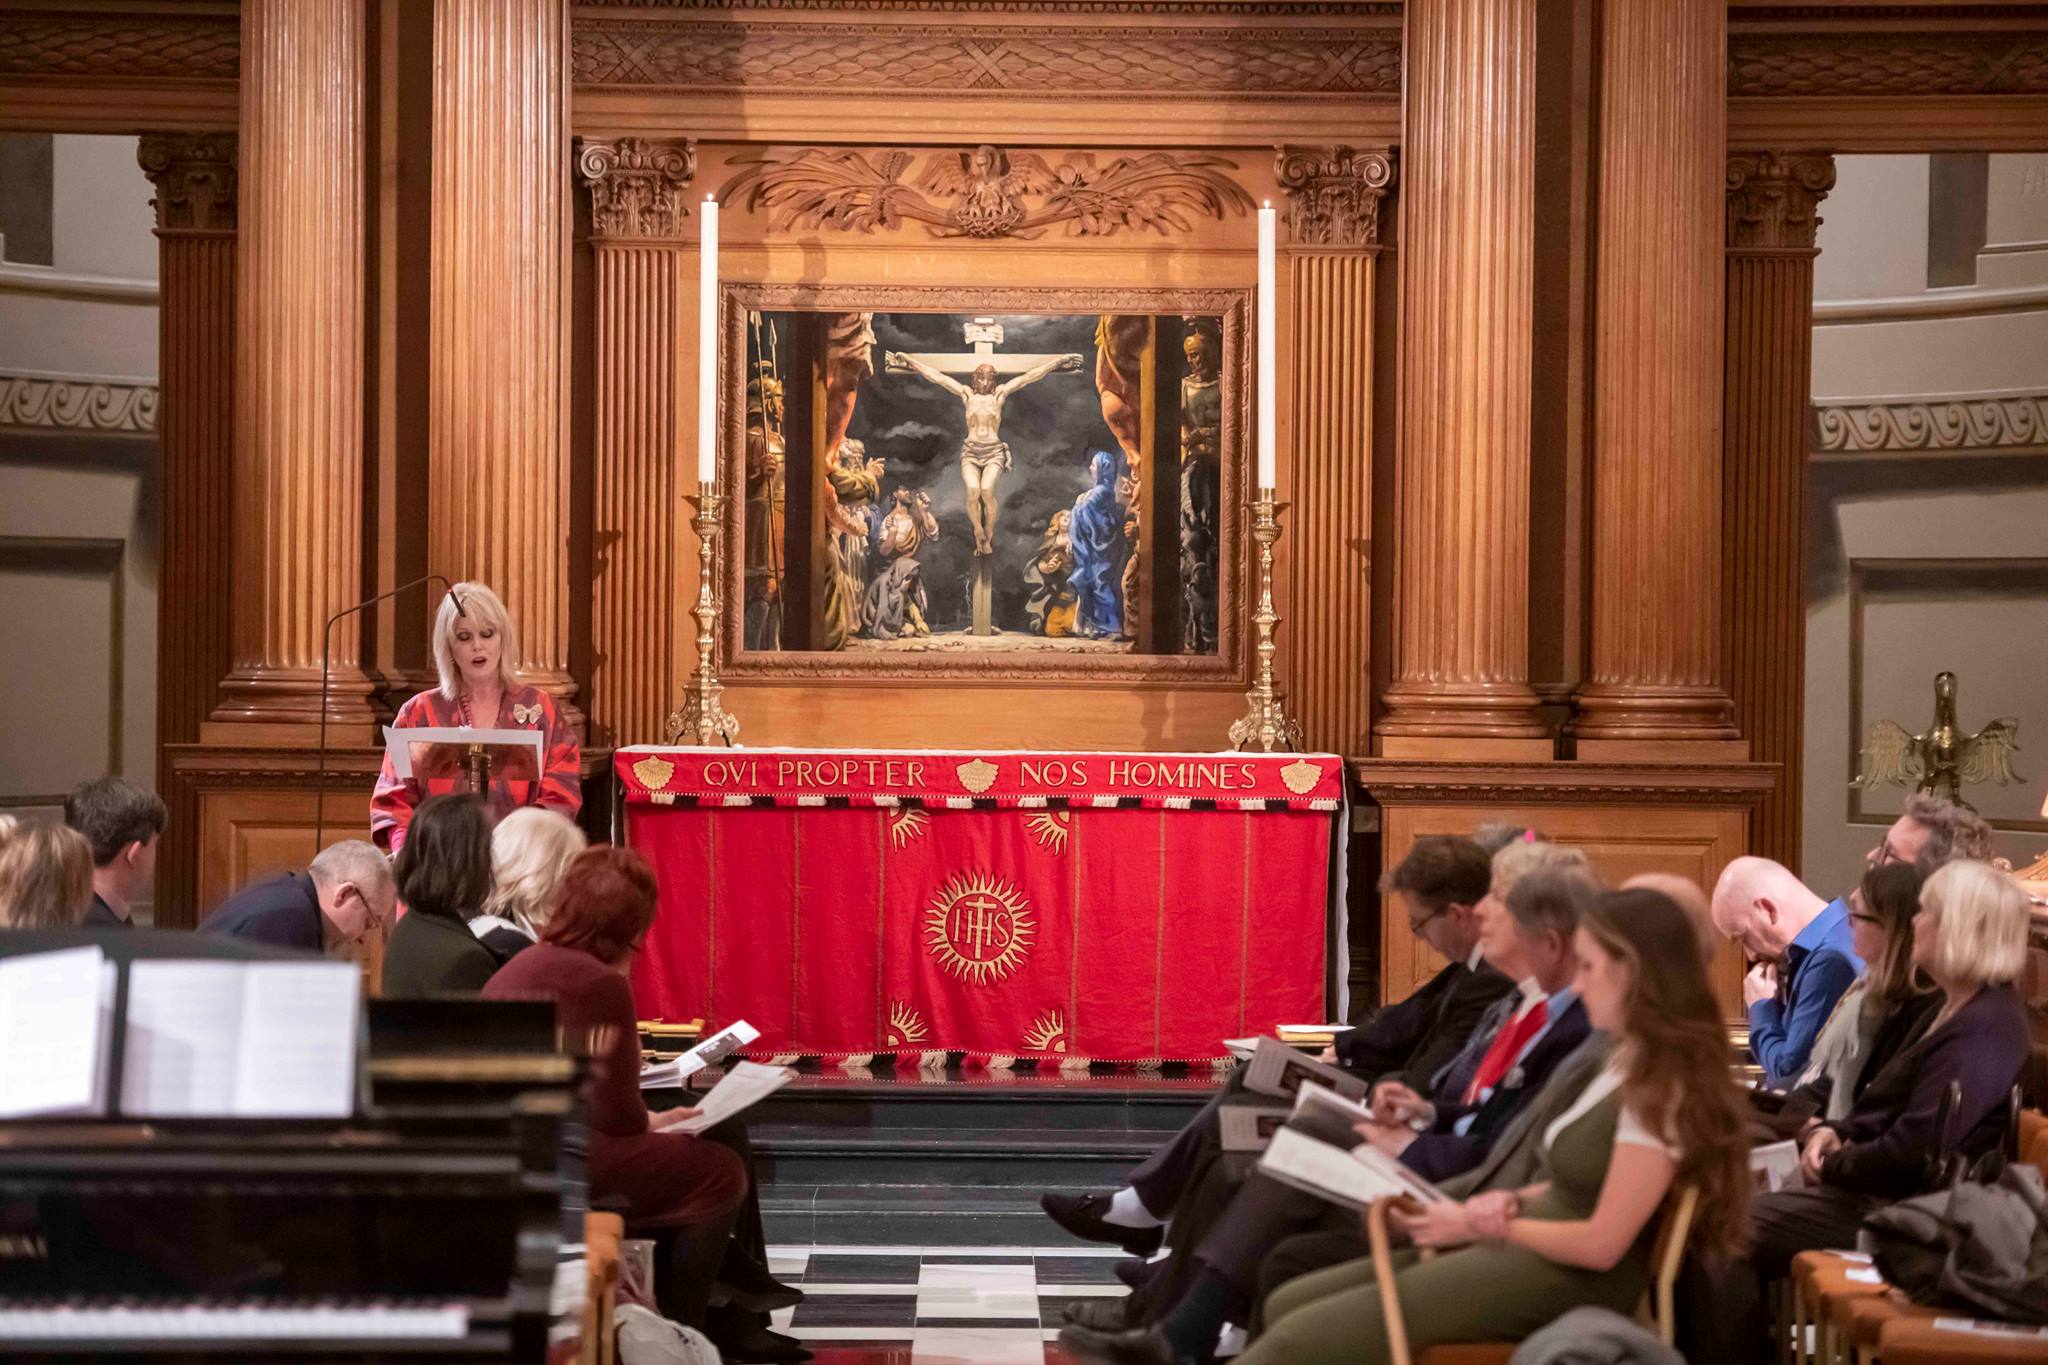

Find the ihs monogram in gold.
xmin=924 ymin=871 xmax=1035 ymax=985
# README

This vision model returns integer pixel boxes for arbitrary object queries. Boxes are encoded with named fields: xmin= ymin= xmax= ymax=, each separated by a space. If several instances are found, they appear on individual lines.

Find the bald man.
xmin=1710 ymin=856 xmax=1863 ymax=1087
xmin=1621 ymin=872 xmax=1715 ymax=961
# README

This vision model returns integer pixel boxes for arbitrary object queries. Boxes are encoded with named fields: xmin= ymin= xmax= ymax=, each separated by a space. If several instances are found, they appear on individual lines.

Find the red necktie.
xmin=1463 ymin=999 xmax=1549 ymax=1105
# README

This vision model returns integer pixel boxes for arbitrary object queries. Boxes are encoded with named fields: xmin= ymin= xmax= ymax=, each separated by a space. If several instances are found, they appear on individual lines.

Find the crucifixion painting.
xmin=886 ymin=320 xmax=1083 ymax=634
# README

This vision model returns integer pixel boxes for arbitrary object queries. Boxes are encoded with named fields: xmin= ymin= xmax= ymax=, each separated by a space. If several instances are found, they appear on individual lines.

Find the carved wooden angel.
xmin=1854 ymin=670 xmax=2022 ymax=808
xmin=916 ymin=145 xmax=1057 ymax=238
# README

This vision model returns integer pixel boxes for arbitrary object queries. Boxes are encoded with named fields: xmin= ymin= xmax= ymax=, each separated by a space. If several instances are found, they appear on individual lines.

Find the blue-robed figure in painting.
xmin=1068 ymin=448 xmax=1129 ymax=639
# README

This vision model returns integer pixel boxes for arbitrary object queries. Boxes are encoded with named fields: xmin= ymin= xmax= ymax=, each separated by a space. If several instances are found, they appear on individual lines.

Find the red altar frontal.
xmin=616 ymin=748 xmax=1344 ymax=1065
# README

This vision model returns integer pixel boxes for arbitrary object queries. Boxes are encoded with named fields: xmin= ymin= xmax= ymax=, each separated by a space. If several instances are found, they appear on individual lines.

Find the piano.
xmin=0 ymin=944 xmax=579 ymax=1362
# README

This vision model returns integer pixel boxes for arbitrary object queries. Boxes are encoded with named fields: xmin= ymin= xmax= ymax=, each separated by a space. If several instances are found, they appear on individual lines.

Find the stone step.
xmin=754 ymin=1125 xmax=1159 ymax=1189
xmin=764 ymin=1182 xmax=1118 ymax=1249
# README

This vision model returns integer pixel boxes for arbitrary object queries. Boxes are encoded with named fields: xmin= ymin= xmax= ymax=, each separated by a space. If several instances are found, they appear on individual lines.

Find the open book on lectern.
xmin=383 ymin=725 xmax=544 ymax=786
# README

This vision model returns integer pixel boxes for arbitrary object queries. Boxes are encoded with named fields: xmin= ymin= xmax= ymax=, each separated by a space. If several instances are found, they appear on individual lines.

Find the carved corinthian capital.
xmin=137 ymin=134 xmax=237 ymax=234
xmin=1274 ymin=145 xmax=1396 ymax=248
xmin=1725 ymin=152 xmax=1836 ymax=250
xmin=576 ymin=137 xmax=698 ymax=240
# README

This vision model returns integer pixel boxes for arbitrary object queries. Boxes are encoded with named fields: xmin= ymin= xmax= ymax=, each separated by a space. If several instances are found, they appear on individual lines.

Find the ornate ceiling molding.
xmin=1724 ymin=151 xmax=1834 ymax=250
xmin=1812 ymin=393 xmax=2048 ymax=454
xmin=0 ymin=372 xmax=158 ymax=435
xmin=1274 ymin=144 xmax=1395 ymax=248
xmin=138 ymin=133 xmax=237 ymax=234
xmin=579 ymin=1 xmax=1401 ymax=12
xmin=0 ymin=9 xmax=238 ymax=82
xmin=1728 ymin=30 xmax=2048 ymax=97
xmin=721 ymin=145 xmax=1254 ymax=239
xmin=575 ymin=136 xmax=699 ymax=239
xmin=1351 ymin=759 xmax=1777 ymax=806
xmin=571 ymin=21 xmax=1403 ymax=99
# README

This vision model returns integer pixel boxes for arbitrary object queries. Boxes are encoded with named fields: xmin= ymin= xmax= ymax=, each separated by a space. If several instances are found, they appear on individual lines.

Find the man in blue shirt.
xmin=1711 ymin=856 xmax=1864 ymax=1087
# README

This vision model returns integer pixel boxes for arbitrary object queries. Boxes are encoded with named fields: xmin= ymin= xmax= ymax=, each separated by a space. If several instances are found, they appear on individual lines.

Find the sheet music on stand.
xmin=0 ymin=946 xmax=116 ymax=1119
xmin=121 ymin=959 xmax=361 ymax=1118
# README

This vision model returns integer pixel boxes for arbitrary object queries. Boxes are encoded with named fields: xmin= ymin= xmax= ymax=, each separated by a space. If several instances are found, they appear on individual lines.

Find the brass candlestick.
xmin=1229 ymin=488 xmax=1303 ymax=753
xmin=667 ymin=481 xmax=741 ymax=747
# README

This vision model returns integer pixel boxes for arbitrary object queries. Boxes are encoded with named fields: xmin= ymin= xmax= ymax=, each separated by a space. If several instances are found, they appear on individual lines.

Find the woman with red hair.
xmin=484 ymin=847 xmax=804 ymax=1360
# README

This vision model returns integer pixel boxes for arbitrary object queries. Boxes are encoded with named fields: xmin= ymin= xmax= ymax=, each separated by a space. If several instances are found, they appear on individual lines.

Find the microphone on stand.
xmin=313 ymin=574 xmax=459 ymax=854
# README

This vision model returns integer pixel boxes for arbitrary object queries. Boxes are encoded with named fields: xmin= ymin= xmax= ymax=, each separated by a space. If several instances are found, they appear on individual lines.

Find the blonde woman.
xmin=0 ymin=821 xmax=94 ymax=929
xmin=370 ymin=582 xmax=582 ymax=853
xmin=472 ymin=807 xmax=588 ymax=965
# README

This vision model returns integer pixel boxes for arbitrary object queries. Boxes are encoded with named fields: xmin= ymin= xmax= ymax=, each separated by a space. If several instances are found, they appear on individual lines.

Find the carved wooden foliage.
xmin=1275 ymin=145 xmax=1396 ymax=248
xmin=722 ymin=145 xmax=1253 ymax=240
xmin=1725 ymin=151 xmax=1834 ymax=251
xmin=576 ymin=136 xmax=698 ymax=239
xmin=138 ymin=133 xmax=238 ymax=234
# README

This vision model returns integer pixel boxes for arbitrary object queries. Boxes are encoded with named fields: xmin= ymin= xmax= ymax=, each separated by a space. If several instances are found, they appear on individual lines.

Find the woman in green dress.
xmin=1234 ymin=887 xmax=1753 ymax=1365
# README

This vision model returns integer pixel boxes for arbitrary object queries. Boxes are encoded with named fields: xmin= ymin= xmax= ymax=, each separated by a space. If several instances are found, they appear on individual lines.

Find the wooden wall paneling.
xmin=1375 ymin=0 xmax=1551 ymax=758
xmin=1723 ymin=152 xmax=1835 ymax=870
xmin=209 ymin=0 xmax=375 ymax=730
xmin=430 ymin=0 xmax=580 ymax=722
xmin=1277 ymin=146 xmax=1393 ymax=756
xmin=1354 ymin=759 xmax=1776 ymax=1019
xmin=138 ymin=132 xmax=236 ymax=923
xmin=576 ymin=136 xmax=695 ymax=749
xmin=0 ymin=5 xmax=239 ymax=134
xmin=1573 ymin=0 xmax=1742 ymax=754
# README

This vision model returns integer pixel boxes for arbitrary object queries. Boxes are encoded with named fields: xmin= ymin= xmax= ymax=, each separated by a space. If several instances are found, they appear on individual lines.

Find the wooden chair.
xmin=1366 ymin=1186 xmax=1699 ymax=1365
xmin=579 ymin=1211 xmax=624 ymax=1365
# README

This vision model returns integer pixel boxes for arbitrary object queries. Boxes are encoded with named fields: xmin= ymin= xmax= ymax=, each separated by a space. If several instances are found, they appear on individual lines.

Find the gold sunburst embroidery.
xmin=885 ymin=999 xmax=929 ymax=1047
xmin=1279 ymin=758 xmax=1323 ymax=795
xmin=1025 ymin=809 xmax=1071 ymax=854
xmin=924 ymin=870 xmax=1035 ymax=985
xmin=632 ymin=755 xmax=676 ymax=792
xmin=888 ymin=808 xmax=930 ymax=847
xmin=1023 ymin=1007 xmax=1068 ymax=1054
xmin=955 ymin=758 xmax=999 ymax=794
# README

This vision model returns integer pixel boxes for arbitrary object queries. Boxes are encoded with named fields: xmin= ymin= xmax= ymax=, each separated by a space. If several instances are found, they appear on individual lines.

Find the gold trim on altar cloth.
xmin=633 ymin=754 xmax=677 ymax=792
xmin=1023 ymin=1007 xmax=1069 ymax=1054
xmin=888 ymin=808 xmax=930 ymax=847
xmin=885 ymin=999 xmax=930 ymax=1048
xmin=924 ymin=870 xmax=1035 ymax=985
xmin=1025 ymin=809 xmax=1071 ymax=854
xmin=1280 ymin=757 xmax=1323 ymax=795
xmin=955 ymin=758 xmax=999 ymax=793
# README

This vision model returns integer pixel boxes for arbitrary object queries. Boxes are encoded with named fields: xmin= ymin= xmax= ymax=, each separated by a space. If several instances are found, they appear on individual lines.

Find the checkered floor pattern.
xmin=764 ymin=1245 xmax=1126 ymax=1363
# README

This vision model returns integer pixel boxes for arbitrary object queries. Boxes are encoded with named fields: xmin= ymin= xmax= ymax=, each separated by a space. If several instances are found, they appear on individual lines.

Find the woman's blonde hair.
xmin=1920 ymin=859 xmax=2029 ymax=986
xmin=432 ymin=581 xmax=521 ymax=700
xmin=1490 ymin=837 xmax=1590 ymax=897
xmin=0 ymin=821 xmax=94 ymax=929
xmin=485 ymin=807 xmax=588 ymax=937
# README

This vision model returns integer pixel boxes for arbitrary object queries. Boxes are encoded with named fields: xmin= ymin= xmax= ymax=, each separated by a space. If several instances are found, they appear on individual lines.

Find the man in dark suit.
xmin=1041 ymin=833 xmax=1508 ymax=1256
xmin=63 ymin=776 xmax=167 ymax=929
xmin=199 ymin=840 xmax=396 ymax=955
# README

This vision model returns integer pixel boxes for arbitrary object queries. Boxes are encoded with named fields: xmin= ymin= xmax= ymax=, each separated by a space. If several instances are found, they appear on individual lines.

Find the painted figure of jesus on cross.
xmin=886 ymin=318 xmax=1082 ymax=634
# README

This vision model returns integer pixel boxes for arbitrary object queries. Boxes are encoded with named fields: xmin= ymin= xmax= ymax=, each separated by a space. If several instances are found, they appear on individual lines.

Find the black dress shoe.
xmin=711 ymin=1322 xmax=813 ymax=1364
xmin=1040 ymin=1192 xmax=1166 ymax=1257
xmin=1114 ymin=1257 xmax=1159 ymax=1291
xmin=710 ymin=1252 xmax=806 ymax=1313
xmin=1062 ymin=1295 xmax=1130 ymax=1330
xmin=1056 ymin=1322 xmax=1188 ymax=1365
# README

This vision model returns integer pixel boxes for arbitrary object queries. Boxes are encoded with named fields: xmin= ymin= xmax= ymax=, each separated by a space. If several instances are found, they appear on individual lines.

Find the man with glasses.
xmin=199 ymin=840 xmax=396 ymax=958
xmin=1041 ymin=833 xmax=1510 ymax=1256
xmin=1866 ymin=794 xmax=1995 ymax=875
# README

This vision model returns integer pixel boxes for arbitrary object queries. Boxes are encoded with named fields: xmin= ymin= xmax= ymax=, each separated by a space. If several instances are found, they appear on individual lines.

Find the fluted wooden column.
xmin=1375 ymin=0 xmax=1549 ymax=756
xmin=1277 ymin=146 xmax=1393 ymax=757
xmin=1573 ymin=0 xmax=1740 ymax=750
xmin=1725 ymin=153 xmax=1834 ymax=862
xmin=140 ymin=134 xmax=236 ymax=749
xmin=576 ymin=137 xmax=695 ymax=748
xmin=430 ymin=0 xmax=578 ymax=720
xmin=212 ymin=0 xmax=374 ymax=725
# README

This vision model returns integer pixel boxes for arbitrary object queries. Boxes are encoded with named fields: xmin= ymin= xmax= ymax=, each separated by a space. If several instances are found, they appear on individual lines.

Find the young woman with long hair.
xmin=1221 ymin=888 xmax=1751 ymax=1365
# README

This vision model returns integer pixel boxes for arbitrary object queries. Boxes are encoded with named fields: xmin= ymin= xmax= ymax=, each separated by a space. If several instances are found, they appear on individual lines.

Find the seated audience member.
xmin=198 ymin=840 xmax=396 ymax=955
xmin=1041 ymin=831 xmax=1512 ymax=1257
xmin=1064 ymin=862 xmax=1600 ymax=1359
xmin=380 ymin=794 xmax=499 ymax=997
xmin=484 ymin=848 xmax=806 ymax=1361
xmin=63 ymin=775 xmax=167 ymax=929
xmin=1620 ymin=872 xmax=1716 ymax=959
xmin=1218 ymin=888 xmax=1752 ymax=1365
xmin=1721 ymin=859 xmax=2034 ymax=1364
xmin=1711 ymin=856 xmax=1862 ymax=1088
xmin=471 ymin=807 xmax=586 ymax=965
xmin=1784 ymin=860 xmax=1938 ymax=1124
xmin=1866 ymin=792 xmax=1994 ymax=873
xmin=0 ymin=821 xmax=94 ymax=929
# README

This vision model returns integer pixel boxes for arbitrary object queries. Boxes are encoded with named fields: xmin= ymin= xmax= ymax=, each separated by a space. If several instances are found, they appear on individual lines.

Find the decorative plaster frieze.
xmin=0 ymin=371 xmax=158 ymax=434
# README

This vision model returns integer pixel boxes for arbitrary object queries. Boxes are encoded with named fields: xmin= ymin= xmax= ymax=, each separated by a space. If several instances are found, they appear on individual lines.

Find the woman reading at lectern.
xmin=370 ymin=582 xmax=582 ymax=854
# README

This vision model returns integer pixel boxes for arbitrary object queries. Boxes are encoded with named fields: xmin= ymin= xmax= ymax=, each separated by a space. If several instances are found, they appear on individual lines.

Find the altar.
xmin=617 ymin=748 xmax=1344 ymax=1065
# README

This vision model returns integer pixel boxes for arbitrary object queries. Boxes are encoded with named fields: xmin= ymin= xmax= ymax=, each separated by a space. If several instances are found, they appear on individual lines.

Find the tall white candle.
xmin=697 ymin=194 xmax=719 ymax=486
xmin=1256 ymin=202 xmax=1277 ymax=490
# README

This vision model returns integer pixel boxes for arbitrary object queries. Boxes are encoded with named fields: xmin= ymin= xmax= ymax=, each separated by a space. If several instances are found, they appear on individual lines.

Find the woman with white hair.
xmin=370 ymin=582 xmax=582 ymax=854
xmin=470 ymin=807 xmax=588 ymax=964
